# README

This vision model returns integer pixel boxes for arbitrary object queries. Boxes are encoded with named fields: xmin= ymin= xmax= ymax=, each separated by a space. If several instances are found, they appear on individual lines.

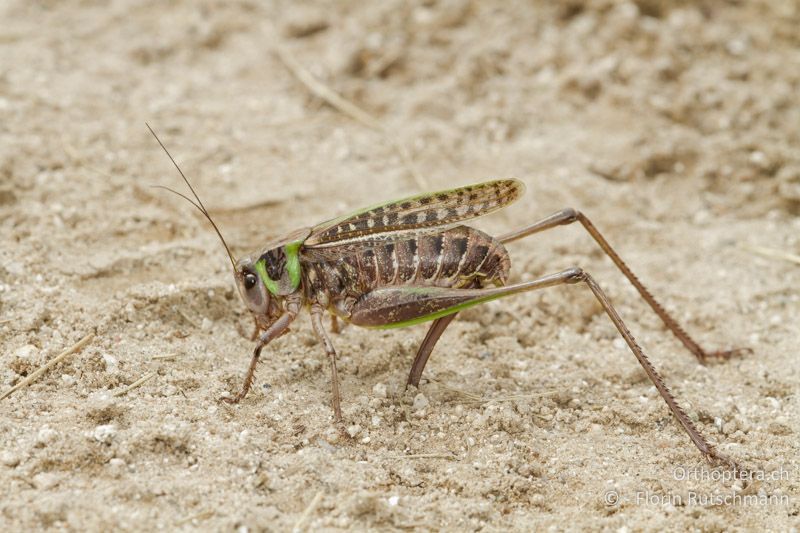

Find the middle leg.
xmin=310 ymin=304 xmax=343 ymax=422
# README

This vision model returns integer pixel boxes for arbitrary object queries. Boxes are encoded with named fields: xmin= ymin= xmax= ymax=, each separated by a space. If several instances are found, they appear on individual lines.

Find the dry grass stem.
xmin=175 ymin=510 xmax=214 ymax=526
xmin=177 ymin=309 xmax=200 ymax=328
xmin=292 ymin=490 xmax=324 ymax=533
xmin=274 ymin=44 xmax=427 ymax=189
xmin=151 ymin=353 xmax=182 ymax=360
xmin=0 ymin=333 xmax=95 ymax=401
xmin=741 ymin=244 xmax=800 ymax=266
xmin=388 ymin=453 xmax=457 ymax=460
xmin=113 ymin=372 xmax=157 ymax=397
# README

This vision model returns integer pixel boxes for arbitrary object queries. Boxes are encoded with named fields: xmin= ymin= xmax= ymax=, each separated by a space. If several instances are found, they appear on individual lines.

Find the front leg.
xmin=249 ymin=315 xmax=260 ymax=341
xmin=222 ymin=308 xmax=298 ymax=404
xmin=310 ymin=304 xmax=343 ymax=422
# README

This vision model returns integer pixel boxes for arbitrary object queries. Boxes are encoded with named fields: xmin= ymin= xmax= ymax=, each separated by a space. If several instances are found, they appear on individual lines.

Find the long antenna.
xmin=146 ymin=123 xmax=237 ymax=269
xmin=151 ymin=185 xmax=204 ymax=214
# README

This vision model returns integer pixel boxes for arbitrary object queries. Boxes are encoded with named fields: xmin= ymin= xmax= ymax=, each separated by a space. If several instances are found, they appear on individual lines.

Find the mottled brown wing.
xmin=305 ymin=179 xmax=524 ymax=248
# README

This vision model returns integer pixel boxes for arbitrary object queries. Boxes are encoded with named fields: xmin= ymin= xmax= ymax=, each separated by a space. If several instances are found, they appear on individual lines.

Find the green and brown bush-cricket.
xmin=149 ymin=125 xmax=747 ymax=471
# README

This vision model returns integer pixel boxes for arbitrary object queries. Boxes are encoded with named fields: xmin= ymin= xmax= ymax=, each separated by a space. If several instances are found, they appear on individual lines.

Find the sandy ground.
xmin=1 ymin=0 xmax=799 ymax=531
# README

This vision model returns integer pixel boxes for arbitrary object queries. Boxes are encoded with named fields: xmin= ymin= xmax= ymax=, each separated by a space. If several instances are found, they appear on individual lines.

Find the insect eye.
xmin=244 ymin=273 xmax=257 ymax=290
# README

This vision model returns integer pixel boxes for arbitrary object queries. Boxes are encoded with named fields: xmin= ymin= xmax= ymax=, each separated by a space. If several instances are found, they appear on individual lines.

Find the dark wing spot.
xmin=361 ymin=248 xmax=377 ymax=285
xmin=418 ymin=196 xmax=432 ymax=205
xmin=401 ymin=213 xmax=417 ymax=225
xmin=446 ymin=207 xmax=458 ymax=218
xmin=399 ymin=201 xmax=414 ymax=209
xmin=453 ymin=237 xmax=468 ymax=258
xmin=436 ymin=193 xmax=449 ymax=201
xmin=474 ymin=244 xmax=490 ymax=265
xmin=425 ymin=210 xmax=439 ymax=222
xmin=432 ymin=234 xmax=444 ymax=256
xmin=354 ymin=219 xmax=370 ymax=231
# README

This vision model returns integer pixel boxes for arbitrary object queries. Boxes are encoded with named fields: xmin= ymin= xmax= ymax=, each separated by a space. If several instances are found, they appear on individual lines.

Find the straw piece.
xmin=151 ymin=353 xmax=182 ymax=360
xmin=292 ymin=490 xmax=324 ymax=533
xmin=177 ymin=309 xmax=200 ymax=328
xmin=113 ymin=372 xmax=157 ymax=397
xmin=387 ymin=453 xmax=457 ymax=460
xmin=1 ymin=333 xmax=95 ymax=401
xmin=274 ymin=44 xmax=427 ymax=189
xmin=740 ymin=244 xmax=800 ymax=266
xmin=175 ymin=510 xmax=214 ymax=526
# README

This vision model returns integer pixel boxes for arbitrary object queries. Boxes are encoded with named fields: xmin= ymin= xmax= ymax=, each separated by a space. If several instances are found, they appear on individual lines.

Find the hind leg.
xmin=499 ymin=208 xmax=748 ymax=362
xmin=405 ymin=209 xmax=748 ymax=387
xmin=407 ymin=314 xmax=457 ymax=388
xmin=350 ymin=270 xmax=740 ymax=471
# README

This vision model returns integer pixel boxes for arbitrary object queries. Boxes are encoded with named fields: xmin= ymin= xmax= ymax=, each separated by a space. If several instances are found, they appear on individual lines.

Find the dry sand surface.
xmin=1 ymin=0 xmax=799 ymax=531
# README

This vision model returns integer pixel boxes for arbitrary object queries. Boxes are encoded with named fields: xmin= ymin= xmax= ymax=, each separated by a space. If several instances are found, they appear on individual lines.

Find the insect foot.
xmin=562 ymin=267 xmax=587 ymax=284
xmin=704 ymin=448 xmax=752 ymax=488
xmin=696 ymin=346 xmax=754 ymax=364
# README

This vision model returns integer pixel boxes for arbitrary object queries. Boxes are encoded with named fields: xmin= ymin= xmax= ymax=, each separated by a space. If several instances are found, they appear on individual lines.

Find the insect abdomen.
xmin=303 ymin=226 xmax=509 ymax=306
xmin=393 ymin=226 xmax=508 ymax=288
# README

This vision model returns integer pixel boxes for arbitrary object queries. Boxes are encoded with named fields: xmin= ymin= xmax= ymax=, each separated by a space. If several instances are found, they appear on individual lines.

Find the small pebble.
xmin=15 ymin=345 xmax=37 ymax=359
xmin=388 ymin=495 xmax=399 ymax=506
xmin=5 ymin=262 xmax=24 ymax=275
xmin=372 ymin=383 xmax=387 ymax=399
xmin=766 ymin=397 xmax=780 ymax=410
xmin=251 ymin=471 xmax=270 ymax=490
xmin=284 ymin=8 xmax=329 ymax=38
xmin=201 ymin=318 xmax=213 ymax=331
xmin=35 ymin=426 xmax=58 ymax=447
xmin=324 ymin=426 xmax=340 ymax=444
xmin=93 ymin=424 xmax=117 ymax=444
xmin=0 ymin=451 xmax=20 ymax=467
xmin=413 ymin=393 xmax=429 ymax=412
xmin=102 ymin=354 xmax=118 ymax=373
xmin=32 ymin=472 xmax=60 ymax=490
xmin=108 ymin=458 xmax=126 ymax=477
xmin=347 ymin=424 xmax=361 ymax=438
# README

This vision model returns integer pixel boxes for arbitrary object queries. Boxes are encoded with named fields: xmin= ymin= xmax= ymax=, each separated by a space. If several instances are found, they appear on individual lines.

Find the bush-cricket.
xmin=148 ymin=124 xmax=747 ymax=472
